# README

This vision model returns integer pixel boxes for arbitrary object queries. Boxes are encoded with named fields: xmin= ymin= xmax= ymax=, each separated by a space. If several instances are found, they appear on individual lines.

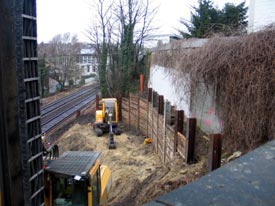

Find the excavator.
xmin=41 ymin=133 xmax=112 ymax=206
xmin=43 ymin=151 xmax=112 ymax=206
xmin=39 ymin=100 xmax=116 ymax=206
xmin=93 ymin=98 xmax=122 ymax=149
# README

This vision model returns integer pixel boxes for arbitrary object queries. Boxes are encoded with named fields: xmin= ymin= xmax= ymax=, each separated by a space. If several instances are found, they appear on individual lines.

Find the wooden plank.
xmin=130 ymin=105 xmax=138 ymax=110
xmin=140 ymin=115 xmax=147 ymax=121
xmin=166 ymin=125 xmax=174 ymax=133
xmin=140 ymin=114 xmax=147 ymax=119
xmin=121 ymin=106 xmax=129 ymax=111
xmin=177 ymin=132 xmax=186 ymax=143
xmin=140 ymin=100 xmax=147 ymax=106
xmin=122 ymin=112 xmax=129 ymax=117
xmin=177 ymin=132 xmax=186 ymax=159
xmin=122 ymin=107 xmax=129 ymax=111
xmin=130 ymin=100 xmax=139 ymax=105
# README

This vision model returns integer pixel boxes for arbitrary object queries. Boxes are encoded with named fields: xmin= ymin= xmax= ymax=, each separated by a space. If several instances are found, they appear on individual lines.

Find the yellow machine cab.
xmin=44 ymin=151 xmax=111 ymax=206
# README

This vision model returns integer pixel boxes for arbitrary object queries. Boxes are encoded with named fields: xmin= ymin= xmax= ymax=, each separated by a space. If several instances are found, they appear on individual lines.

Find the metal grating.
xmin=46 ymin=151 xmax=101 ymax=177
xmin=0 ymin=0 xmax=43 ymax=205
xmin=20 ymin=0 xmax=44 ymax=205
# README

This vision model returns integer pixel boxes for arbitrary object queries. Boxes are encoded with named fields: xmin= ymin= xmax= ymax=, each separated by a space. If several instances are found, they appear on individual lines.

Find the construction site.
xmin=1 ymin=1 xmax=275 ymax=206
xmin=48 ymin=108 xmax=207 ymax=206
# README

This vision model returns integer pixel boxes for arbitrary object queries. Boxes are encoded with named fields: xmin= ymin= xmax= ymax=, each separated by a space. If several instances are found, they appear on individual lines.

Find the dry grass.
xmin=55 ymin=122 xmax=206 ymax=205
xmin=152 ymin=28 xmax=275 ymax=152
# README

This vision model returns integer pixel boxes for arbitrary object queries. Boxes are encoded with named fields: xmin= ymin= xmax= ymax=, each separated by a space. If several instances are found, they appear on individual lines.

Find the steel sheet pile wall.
xmin=121 ymin=91 xmax=196 ymax=163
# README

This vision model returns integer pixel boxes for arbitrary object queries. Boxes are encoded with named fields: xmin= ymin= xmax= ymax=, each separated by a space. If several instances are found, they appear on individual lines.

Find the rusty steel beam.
xmin=208 ymin=134 xmax=222 ymax=171
xmin=148 ymin=88 xmax=152 ymax=102
xmin=158 ymin=95 xmax=164 ymax=115
xmin=186 ymin=118 xmax=197 ymax=163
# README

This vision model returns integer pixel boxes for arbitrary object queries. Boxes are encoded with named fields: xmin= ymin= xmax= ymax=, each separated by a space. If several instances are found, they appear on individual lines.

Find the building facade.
xmin=78 ymin=43 xmax=98 ymax=77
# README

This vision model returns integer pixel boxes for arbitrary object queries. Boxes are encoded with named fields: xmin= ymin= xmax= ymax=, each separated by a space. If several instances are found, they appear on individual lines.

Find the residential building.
xmin=77 ymin=43 xmax=98 ymax=77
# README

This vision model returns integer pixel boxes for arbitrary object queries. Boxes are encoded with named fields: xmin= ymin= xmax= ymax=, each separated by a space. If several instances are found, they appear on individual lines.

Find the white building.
xmin=78 ymin=43 xmax=98 ymax=76
xmin=248 ymin=0 xmax=275 ymax=33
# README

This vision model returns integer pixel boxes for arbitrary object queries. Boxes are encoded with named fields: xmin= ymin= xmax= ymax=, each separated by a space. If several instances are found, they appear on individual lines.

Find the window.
xmin=72 ymin=180 xmax=88 ymax=206
xmin=87 ymin=65 xmax=90 ymax=73
xmin=52 ymin=176 xmax=88 ymax=206
xmin=52 ymin=177 xmax=73 ymax=206
xmin=88 ymin=56 xmax=92 ymax=63
xmin=92 ymin=169 xmax=101 ymax=206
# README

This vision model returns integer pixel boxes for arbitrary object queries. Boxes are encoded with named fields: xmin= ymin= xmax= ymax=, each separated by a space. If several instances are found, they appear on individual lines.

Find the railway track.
xmin=41 ymin=85 xmax=99 ymax=134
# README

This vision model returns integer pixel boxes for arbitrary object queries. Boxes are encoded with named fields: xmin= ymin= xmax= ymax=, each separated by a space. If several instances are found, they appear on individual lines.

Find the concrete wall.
xmin=191 ymin=83 xmax=223 ymax=134
xmin=148 ymin=65 xmax=191 ymax=116
xmin=149 ymin=39 xmax=223 ymax=133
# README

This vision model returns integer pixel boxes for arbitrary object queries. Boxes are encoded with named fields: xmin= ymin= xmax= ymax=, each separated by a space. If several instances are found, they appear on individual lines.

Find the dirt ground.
xmin=51 ymin=114 xmax=208 ymax=206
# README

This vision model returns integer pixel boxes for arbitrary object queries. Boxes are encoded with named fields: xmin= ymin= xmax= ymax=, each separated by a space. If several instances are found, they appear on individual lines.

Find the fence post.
xmin=147 ymin=88 xmax=152 ymax=137
xmin=146 ymin=95 xmax=149 ymax=137
xmin=208 ymin=134 xmax=222 ymax=172
xmin=186 ymin=118 xmax=196 ymax=163
xmin=158 ymin=95 xmax=164 ymax=115
xmin=140 ymin=74 xmax=144 ymax=92
xmin=174 ymin=110 xmax=184 ymax=153
xmin=163 ymin=101 xmax=166 ymax=163
xmin=128 ymin=94 xmax=131 ymax=126
xmin=156 ymin=94 xmax=159 ymax=155
xmin=148 ymin=88 xmax=152 ymax=102
xmin=137 ymin=95 xmax=140 ymax=130
xmin=153 ymin=91 xmax=158 ymax=108
xmin=151 ymin=90 xmax=154 ymax=147
xmin=96 ymin=94 xmax=100 ymax=110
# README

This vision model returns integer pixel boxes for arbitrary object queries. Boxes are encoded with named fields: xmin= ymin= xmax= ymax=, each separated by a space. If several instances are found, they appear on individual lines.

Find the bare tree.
xmin=88 ymin=0 xmax=115 ymax=97
xmin=88 ymin=0 xmax=156 ymax=97
xmin=38 ymin=33 xmax=81 ymax=90
xmin=114 ymin=0 xmax=156 ymax=96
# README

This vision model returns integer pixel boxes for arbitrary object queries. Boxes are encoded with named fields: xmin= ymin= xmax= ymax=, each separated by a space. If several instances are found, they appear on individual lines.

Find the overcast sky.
xmin=36 ymin=0 xmax=248 ymax=43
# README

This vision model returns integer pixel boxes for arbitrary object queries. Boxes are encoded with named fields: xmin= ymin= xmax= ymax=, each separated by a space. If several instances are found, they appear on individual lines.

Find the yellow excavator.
xmin=93 ymin=98 xmax=122 ymax=149
xmin=43 ymin=151 xmax=112 ymax=206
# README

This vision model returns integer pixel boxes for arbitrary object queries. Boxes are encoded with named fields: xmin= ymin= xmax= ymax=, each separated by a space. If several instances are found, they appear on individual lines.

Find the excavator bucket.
xmin=109 ymin=133 xmax=116 ymax=149
xmin=108 ymin=114 xmax=116 ymax=149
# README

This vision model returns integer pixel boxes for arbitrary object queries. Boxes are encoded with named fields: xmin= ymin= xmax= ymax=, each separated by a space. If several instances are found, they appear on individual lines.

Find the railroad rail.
xmin=41 ymin=85 xmax=99 ymax=134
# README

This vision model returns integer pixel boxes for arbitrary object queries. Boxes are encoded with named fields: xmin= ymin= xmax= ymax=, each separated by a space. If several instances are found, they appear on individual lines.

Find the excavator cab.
xmin=44 ymin=151 xmax=111 ymax=206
